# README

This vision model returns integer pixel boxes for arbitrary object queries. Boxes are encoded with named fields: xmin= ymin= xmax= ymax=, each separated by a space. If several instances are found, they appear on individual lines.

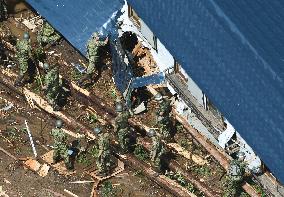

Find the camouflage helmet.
xmin=55 ymin=119 xmax=63 ymax=128
xmin=23 ymin=32 xmax=30 ymax=40
xmin=115 ymin=103 xmax=123 ymax=112
xmin=43 ymin=63 xmax=49 ymax=70
xmin=147 ymin=128 xmax=156 ymax=137
xmin=93 ymin=127 xmax=102 ymax=134
xmin=154 ymin=93 xmax=163 ymax=101
xmin=237 ymin=152 xmax=245 ymax=161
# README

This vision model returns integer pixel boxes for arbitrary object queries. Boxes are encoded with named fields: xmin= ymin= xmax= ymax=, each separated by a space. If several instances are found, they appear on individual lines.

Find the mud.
xmin=0 ymin=0 xmax=264 ymax=196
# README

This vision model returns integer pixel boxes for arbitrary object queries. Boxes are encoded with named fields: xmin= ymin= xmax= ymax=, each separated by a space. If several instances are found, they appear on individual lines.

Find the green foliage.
xmin=253 ymin=184 xmax=266 ymax=197
xmin=165 ymin=170 xmax=205 ymax=196
xmin=133 ymin=144 xmax=149 ymax=161
xmin=239 ymin=192 xmax=250 ymax=197
xmin=178 ymin=139 xmax=191 ymax=149
xmin=71 ymin=69 xmax=82 ymax=81
xmin=192 ymin=165 xmax=212 ymax=177
xmin=89 ymin=145 xmax=99 ymax=158
xmin=77 ymin=153 xmax=91 ymax=165
xmin=101 ymin=181 xmax=116 ymax=197
xmin=133 ymin=170 xmax=143 ymax=177
xmin=176 ymin=122 xmax=184 ymax=133
xmin=86 ymin=113 xmax=98 ymax=125
xmin=6 ymin=127 xmax=21 ymax=142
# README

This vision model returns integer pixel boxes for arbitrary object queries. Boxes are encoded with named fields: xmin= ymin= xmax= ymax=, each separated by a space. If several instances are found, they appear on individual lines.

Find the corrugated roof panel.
xmin=26 ymin=0 xmax=124 ymax=54
xmin=127 ymin=0 xmax=284 ymax=183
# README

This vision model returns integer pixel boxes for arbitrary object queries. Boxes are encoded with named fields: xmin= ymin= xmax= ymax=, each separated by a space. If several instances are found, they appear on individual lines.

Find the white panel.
xmin=187 ymin=76 xmax=204 ymax=105
xmin=140 ymin=20 xmax=156 ymax=49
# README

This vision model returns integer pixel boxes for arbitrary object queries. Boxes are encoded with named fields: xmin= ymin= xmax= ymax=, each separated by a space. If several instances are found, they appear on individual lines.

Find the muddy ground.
xmin=0 ymin=82 xmax=172 ymax=197
xmin=0 ymin=1 xmax=267 ymax=197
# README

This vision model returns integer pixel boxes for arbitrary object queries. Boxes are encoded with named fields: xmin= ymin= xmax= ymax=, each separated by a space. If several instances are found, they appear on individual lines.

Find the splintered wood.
xmin=87 ymin=159 xmax=125 ymax=182
xmin=168 ymin=143 xmax=208 ymax=165
xmin=23 ymin=158 xmax=50 ymax=177
xmin=41 ymin=150 xmax=75 ymax=176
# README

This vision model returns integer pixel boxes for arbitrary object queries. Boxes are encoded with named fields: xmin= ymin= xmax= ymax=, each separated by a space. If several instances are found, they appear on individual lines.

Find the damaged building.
xmin=24 ymin=0 xmax=284 ymax=196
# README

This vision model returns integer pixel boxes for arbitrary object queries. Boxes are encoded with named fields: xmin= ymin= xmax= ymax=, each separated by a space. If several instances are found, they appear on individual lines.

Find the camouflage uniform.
xmin=115 ymin=110 xmax=131 ymax=153
xmin=155 ymin=96 xmax=172 ymax=139
xmin=51 ymin=128 xmax=71 ymax=169
xmin=223 ymin=159 xmax=246 ymax=197
xmin=37 ymin=22 xmax=60 ymax=46
xmin=44 ymin=66 xmax=61 ymax=110
xmin=150 ymin=135 xmax=166 ymax=172
xmin=96 ymin=133 xmax=111 ymax=175
xmin=114 ymin=110 xmax=130 ymax=132
xmin=0 ymin=0 xmax=7 ymax=21
xmin=78 ymin=33 xmax=107 ymax=87
xmin=157 ymin=115 xmax=171 ymax=140
xmin=15 ymin=38 xmax=32 ymax=86
xmin=156 ymin=97 xmax=172 ymax=117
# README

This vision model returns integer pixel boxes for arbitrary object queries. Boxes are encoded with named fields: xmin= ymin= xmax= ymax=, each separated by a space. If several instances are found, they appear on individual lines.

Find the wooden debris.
xmin=0 ymin=146 xmax=17 ymax=160
xmin=41 ymin=150 xmax=75 ymax=176
xmin=87 ymin=159 xmax=125 ymax=182
xmin=44 ymin=189 xmax=67 ymax=197
xmin=23 ymin=90 xmax=37 ymax=109
xmin=88 ymin=159 xmax=125 ymax=197
xmin=24 ymin=159 xmax=41 ymax=172
xmin=168 ymin=143 xmax=208 ymax=165
xmin=64 ymin=189 xmax=79 ymax=197
xmin=38 ymin=164 xmax=50 ymax=177
xmin=70 ymin=180 xmax=95 ymax=184
xmin=0 ymin=186 xmax=9 ymax=197
xmin=21 ymin=19 xmax=37 ymax=31
xmin=3 ymin=179 xmax=11 ymax=184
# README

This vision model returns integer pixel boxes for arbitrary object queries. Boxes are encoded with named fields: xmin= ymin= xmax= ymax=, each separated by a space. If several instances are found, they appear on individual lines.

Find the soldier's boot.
xmin=52 ymin=150 xmax=61 ymax=164
xmin=153 ymin=158 xmax=162 ymax=174
xmin=64 ymin=158 xmax=73 ymax=170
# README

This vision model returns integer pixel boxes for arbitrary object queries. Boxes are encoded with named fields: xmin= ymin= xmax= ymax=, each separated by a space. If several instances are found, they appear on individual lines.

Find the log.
xmin=0 ymin=71 xmax=196 ymax=197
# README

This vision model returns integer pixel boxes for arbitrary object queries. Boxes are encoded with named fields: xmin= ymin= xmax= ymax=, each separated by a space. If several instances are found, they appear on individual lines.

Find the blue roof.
xmin=127 ymin=0 xmax=284 ymax=183
xmin=26 ymin=0 xmax=123 ymax=54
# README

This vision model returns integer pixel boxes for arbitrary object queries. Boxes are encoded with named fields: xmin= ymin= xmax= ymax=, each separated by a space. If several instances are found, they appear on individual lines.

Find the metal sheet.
xmin=128 ymin=0 xmax=284 ymax=183
xmin=26 ymin=0 xmax=124 ymax=54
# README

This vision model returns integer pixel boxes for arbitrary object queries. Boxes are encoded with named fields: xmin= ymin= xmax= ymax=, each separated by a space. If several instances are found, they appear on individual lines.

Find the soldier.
xmin=223 ymin=152 xmax=247 ymax=197
xmin=0 ymin=0 xmax=7 ymax=22
xmin=43 ymin=63 xmax=61 ymax=111
xmin=77 ymin=32 xmax=108 ymax=87
xmin=154 ymin=92 xmax=172 ymax=118
xmin=51 ymin=119 xmax=72 ymax=170
xmin=156 ymin=115 xmax=171 ymax=140
xmin=94 ymin=127 xmax=112 ymax=176
xmin=14 ymin=32 xmax=32 ymax=87
xmin=148 ymin=129 xmax=166 ymax=173
xmin=37 ymin=21 xmax=61 ymax=47
xmin=115 ymin=103 xmax=131 ymax=153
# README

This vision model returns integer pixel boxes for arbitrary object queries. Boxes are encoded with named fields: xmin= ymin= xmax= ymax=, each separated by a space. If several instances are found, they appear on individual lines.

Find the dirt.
xmin=0 ymin=80 xmax=173 ymax=197
xmin=0 ymin=1 xmax=175 ymax=197
xmin=0 ymin=1 xmax=265 ymax=196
